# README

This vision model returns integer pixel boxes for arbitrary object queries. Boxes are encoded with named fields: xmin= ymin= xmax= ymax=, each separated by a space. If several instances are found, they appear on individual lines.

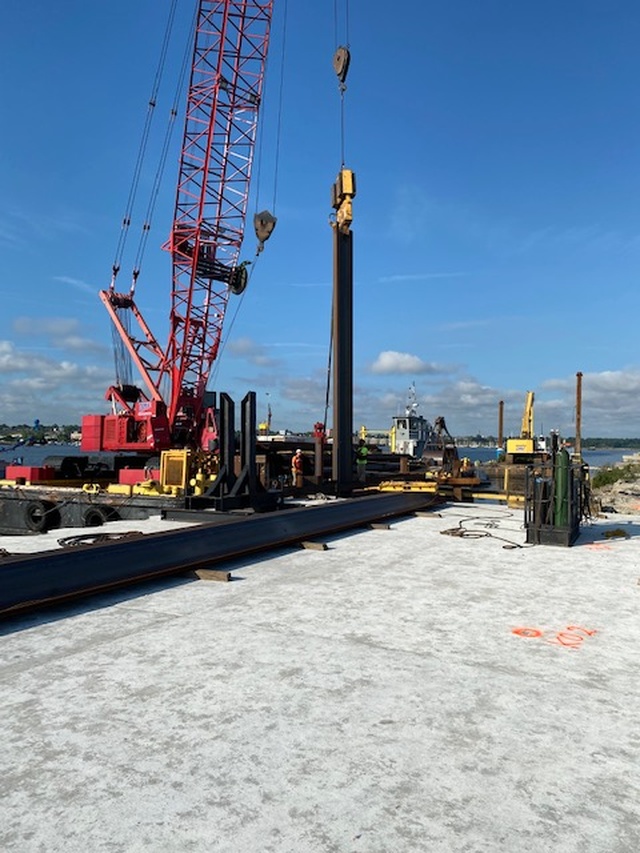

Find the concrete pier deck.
xmin=1 ymin=503 xmax=639 ymax=852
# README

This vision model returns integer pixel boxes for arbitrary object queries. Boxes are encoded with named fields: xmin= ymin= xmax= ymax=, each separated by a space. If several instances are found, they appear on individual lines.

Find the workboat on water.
xmin=389 ymin=385 xmax=444 ymax=462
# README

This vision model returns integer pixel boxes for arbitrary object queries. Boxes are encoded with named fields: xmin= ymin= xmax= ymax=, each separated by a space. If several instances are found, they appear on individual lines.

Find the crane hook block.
xmin=254 ymin=210 xmax=277 ymax=253
xmin=333 ymin=46 xmax=351 ymax=85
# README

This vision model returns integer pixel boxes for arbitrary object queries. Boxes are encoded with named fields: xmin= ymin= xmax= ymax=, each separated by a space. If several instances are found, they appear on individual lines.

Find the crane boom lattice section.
xmin=83 ymin=0 xmax=274 ymax=453
xmin=164 ymin=0 xmax=273 ymax=431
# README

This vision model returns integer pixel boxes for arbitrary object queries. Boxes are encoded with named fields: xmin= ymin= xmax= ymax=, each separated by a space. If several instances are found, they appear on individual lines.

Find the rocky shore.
xmin=590 ymin=453 xmax=640 ymax=515
xmin=591 ymin=478 xmax=640 ymax=515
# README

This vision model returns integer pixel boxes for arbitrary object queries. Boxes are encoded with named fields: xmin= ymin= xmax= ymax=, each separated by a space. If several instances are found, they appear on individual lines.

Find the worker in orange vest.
xmin=291 ymin=448 xmax=304 ymax=487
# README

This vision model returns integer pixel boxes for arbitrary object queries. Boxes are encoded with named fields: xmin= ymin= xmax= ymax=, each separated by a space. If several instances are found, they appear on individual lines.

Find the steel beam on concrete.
xmin=220 ymin=392 xmax=236 ymax=491
xmin=0 ymin=493 xmax=438 ymax=617
xmin=332 ymin=225 xmax=354 ymax=494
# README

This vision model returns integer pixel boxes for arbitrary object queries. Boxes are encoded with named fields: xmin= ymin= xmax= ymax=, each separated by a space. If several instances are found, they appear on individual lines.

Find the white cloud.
xmin=13 ymin=317 xmax=79 ymax=336
xmin=281 ymin=375 xmax=327 ymax=407
xmin=438 ymin=319 xmax=493 ymax=332
xmin=0 ymin=341 xmax=49 ymax=374
xmin=370 ymin=350 xmax=446 ymax=375
xmin=540 ymin=370 xmax=640 ymax=436
xmin=53 ymin=275 xmax=96 ymax=294
xmin=57 ymin=335 xmax=108 ymax=353
xmin=227 ymin=337 xmax=258 ymax=356
xmin=226 ymin=336 xmax=279 ymax=368
xmin=11 ymin=317 xmax=108 ymax=355
xmin=269 ymin=342 xmax=327 ymax=349
xmin=0 ymin=340 xmax=112 ymax=424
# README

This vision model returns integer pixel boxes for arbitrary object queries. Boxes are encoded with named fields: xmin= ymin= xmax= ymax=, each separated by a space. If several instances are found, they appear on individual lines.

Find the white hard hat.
xmin=296 ymin=448 xmax=302 ymax=453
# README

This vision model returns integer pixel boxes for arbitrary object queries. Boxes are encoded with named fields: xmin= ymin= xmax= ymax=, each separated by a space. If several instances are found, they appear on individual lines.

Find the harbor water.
xmin=457 ymin=446 xmax=636 ymax=470
xmin=0 ymin=443 xmax=636 ymax=471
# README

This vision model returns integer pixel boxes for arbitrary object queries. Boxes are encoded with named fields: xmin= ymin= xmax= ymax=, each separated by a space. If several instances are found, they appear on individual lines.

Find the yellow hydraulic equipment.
xmin=331 ymin=167 xmax=356 ymax=233
xmin=160 ymin=450 xmax=191 ymax=495
xmin=379 ymin=480 xmax=439 ymax=494
xmin=158 ymin=448 xmax=219 ymax=497
xmin=505 ymin=391 xmax=536 ymax=459
xmin=103 ymin=448 xmax=219 ymax=498
xmin=389 ymin=424 xmax=398 ymax=453
xmin=359 ymin=425 xmax=389 ymax=445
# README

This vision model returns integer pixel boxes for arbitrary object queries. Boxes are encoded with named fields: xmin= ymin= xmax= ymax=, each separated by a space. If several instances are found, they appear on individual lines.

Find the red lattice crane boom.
xmin=82 ymin=0 xmax=275 ymax=454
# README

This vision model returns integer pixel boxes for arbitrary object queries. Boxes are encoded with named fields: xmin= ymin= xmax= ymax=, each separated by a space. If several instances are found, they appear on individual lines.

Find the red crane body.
xmin=82 ymin=0 xmax=274 ymax=454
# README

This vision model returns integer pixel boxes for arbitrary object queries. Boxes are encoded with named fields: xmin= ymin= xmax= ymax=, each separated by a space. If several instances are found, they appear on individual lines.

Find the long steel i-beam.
xmin=0 ymin=493 xmax=439 ymax=618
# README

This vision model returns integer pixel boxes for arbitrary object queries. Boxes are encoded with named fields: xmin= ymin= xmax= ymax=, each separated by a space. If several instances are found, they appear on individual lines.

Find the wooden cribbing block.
xmin=300 ymin=541 xmax=328 ymax=551
xmin=369 ymin=522 xmax=390 ymax=530
xmin=190 ymin=568 xmax=232 ymax=582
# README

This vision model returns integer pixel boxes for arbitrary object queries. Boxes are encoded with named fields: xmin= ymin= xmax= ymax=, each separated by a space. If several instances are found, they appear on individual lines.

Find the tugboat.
xmin=389 ymin=384 xmax=443 ymax=461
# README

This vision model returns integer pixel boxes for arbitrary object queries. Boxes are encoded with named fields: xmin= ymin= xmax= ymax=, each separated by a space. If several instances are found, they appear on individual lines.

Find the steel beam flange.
xmin=0 ymin=492 xmax=438 ymax=617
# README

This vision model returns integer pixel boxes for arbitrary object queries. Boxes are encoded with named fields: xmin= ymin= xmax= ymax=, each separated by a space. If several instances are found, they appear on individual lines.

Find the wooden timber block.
xmin=369 ymin=522 xmax=390 ymax=530
xmin=189 ymin=568 xmax=232 ymax=582
xmin=300 ymin=540 xmax=328 ymax=551
xmin=414 ymin=511 xmax=438 ymax=518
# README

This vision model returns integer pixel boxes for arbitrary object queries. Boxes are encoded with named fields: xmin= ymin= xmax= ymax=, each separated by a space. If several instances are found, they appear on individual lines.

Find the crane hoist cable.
xmin=211 ymin=0 xmax=289 ymax=386
xmin=111 ymin=0 xmax=179 ymax=287
xmin=255 ymin=0 xmax=288 ymax=222
xmin=333 ymin=0 xmax=351 ymax=167
xmin=322 ymin=0 xmax=352 ymax=429
xmin=322 ymin=314 xmax=333 ymax=434
xmin=109 ymin=1 xmax=194 ymax=389
xmin=129 ymin=7 xmax=195 ymax=294
xmin=208 ymin=260 xmax=256 ymax=390
xmin=270 ymin=0 xmax=289 ymax=214
xmin=110 ymin=308 xmax=133 ymax=390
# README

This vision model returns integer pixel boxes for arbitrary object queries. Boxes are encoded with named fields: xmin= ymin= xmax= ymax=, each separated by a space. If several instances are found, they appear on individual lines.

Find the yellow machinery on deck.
xmin=505 ymin=391 xmax=549 ymax=463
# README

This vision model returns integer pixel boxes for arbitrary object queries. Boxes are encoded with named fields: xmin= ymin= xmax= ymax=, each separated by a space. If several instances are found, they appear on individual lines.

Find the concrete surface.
xmin=0 ymin=515 xmax=200 ymax=554
xmin=1 ymin=502 xmax=640 ymax=852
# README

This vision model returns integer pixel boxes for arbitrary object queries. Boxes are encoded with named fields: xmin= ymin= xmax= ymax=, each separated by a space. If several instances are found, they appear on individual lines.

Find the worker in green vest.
xmin=355 ymin=439 xmax=369 ymax=483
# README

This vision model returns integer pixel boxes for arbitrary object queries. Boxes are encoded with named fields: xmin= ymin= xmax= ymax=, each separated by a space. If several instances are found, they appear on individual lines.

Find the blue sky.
xmin=1 ymin=1 xmax=640 ymax=438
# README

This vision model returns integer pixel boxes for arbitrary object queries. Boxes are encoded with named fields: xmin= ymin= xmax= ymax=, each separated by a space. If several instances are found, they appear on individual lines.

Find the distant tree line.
xmin=1 ymin=424 xmax=639 ymax=449
xmin=567 ymin=437 xmax=640 ymax=449
xmin=0 ymin=424 xmax=81 ymax=443
xmin=456 ymin=435 xmax=640 ymax=448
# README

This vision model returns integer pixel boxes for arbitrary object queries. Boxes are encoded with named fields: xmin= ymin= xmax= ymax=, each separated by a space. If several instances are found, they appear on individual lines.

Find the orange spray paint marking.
xmin=566 ymin=625 xmax=597 ymax=637
xmin=555 ymin=632 xmax=584 ymax=646
xmin=545 ymin=638 xmax=580 ymax=649
xmin=512 ymin=627 xmax=543 ymax=638
xmin=512 ymin=624 xmax=597 ymax=650
xmin=545 ymin=626 xmax=598 ymax=650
